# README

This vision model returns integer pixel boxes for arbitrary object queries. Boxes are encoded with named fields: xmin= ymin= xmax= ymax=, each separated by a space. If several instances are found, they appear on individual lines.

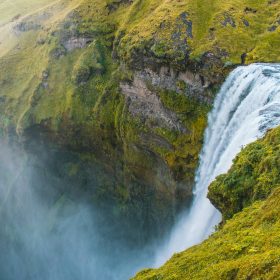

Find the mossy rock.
xmin=209 ymin=126 xmax=280 ymax=220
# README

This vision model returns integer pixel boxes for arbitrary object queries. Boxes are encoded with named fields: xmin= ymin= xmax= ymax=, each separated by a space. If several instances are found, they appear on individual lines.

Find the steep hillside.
xmin=133 ymin=126 xmax=280 ymax=280
xmin=0 ymin=0 xmax=280 ymax=243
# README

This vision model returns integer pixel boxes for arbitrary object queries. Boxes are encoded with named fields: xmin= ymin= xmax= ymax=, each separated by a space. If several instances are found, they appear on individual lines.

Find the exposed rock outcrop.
xmin=121 ymin=75 xmax=185 ymax=132
xmin=62 ymin=37 xmax=92 ymax=51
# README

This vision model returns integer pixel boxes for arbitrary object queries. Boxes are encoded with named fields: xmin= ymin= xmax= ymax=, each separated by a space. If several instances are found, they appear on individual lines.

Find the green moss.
xmin=209 ymin=126 xmax=280 ymax=220
xmin=72 ymin=40 xmax=105 ymax=84
xmin=153 ymin=89 xmax=209 ymax=182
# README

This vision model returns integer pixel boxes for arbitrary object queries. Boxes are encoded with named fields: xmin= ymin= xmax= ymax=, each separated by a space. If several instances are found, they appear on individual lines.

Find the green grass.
xmin=0 ymin=0 xmax=279 ymax=140
xmin=134 ymin=188 xmax=280 ymax=280
xmin=0 ymin=0 xmax=211 ymax=187
xmin=209 ymin=126 xmax=280 ymax=220
xmin=0 ymin=0 xmax=58 ymax=26
xmin=114 ymin=0 xmax=280 ymax=65
xmin=0 ymin=0 xmax=68 ymax=57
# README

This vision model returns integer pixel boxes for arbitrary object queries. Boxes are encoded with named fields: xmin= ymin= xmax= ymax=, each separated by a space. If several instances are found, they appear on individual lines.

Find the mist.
xmin=0 ymin=138 xmax=160 ymax=280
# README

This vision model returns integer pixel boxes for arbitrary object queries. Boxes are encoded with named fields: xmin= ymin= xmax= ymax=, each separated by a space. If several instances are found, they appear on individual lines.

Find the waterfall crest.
xmin=155 ymin=63 xmax=280 ymax=266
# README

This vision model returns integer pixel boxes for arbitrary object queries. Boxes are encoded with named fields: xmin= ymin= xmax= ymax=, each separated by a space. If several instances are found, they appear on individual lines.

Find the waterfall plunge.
xmin=155 ymin=63 xmax=280 ymax=266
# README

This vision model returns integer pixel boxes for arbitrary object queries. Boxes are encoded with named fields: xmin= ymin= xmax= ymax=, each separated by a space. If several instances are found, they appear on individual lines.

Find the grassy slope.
xmin=116 ymin=0 xmax=280 ymax=64
xmin=0 ymin=0 xmax=57 ymax=25
xmin=1 ymin=0 xmax=279 ymax=133
xmin=134 ymin=188 xmax=280 ymax=280
xmin=0 ymin=0 xmax=82 ymax=133
xmin=0 ymin=0 xmax=60 ymax=57
xmin=133 ymin=126 xmax=280 ymax=280
xmin=209 ymin=126 xmax=280 ymax=220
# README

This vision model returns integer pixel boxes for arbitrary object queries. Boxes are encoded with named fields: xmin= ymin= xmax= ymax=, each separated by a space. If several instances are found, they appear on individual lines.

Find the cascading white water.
xmin=155 ymin=63 xmax=280 ymax=266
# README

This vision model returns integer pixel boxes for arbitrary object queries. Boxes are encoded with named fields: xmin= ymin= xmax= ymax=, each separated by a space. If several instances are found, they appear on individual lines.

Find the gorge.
xmin=0 ymin=1 xmax=280 ymax=279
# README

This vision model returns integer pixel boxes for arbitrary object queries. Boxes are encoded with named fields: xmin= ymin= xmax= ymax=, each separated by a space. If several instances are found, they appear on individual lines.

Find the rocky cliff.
xmin=1 ymin=0 xmax=280 ymax=244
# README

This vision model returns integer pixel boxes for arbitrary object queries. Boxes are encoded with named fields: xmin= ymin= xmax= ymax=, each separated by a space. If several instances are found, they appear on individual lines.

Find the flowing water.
xmin=155 ymin=63 xmax=280 ymax=266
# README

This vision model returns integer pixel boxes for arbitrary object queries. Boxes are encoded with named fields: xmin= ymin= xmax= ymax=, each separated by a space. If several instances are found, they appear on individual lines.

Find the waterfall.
xmin=154 ymin=63 xmax=280 ymax=266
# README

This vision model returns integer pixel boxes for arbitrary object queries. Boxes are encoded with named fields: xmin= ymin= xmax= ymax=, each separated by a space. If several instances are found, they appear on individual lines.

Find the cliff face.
xmin=133 ymin=126 xmax=280 ymax=280
xmin=0 ymin=0 xmax=280 ymax=240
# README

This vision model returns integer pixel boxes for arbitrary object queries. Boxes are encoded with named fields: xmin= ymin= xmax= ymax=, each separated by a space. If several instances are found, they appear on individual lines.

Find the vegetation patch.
xmin=209 ymin=126 xmax=280 ymax=220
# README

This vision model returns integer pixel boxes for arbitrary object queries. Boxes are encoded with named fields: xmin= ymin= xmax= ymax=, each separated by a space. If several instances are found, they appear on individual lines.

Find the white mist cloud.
xmin=0 ymin=140 xmax=158 ymax=280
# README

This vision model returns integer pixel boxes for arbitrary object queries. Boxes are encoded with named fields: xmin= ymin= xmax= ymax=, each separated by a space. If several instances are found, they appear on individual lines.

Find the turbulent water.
xmin=154 ymin=63 xmax=280 ymax=266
